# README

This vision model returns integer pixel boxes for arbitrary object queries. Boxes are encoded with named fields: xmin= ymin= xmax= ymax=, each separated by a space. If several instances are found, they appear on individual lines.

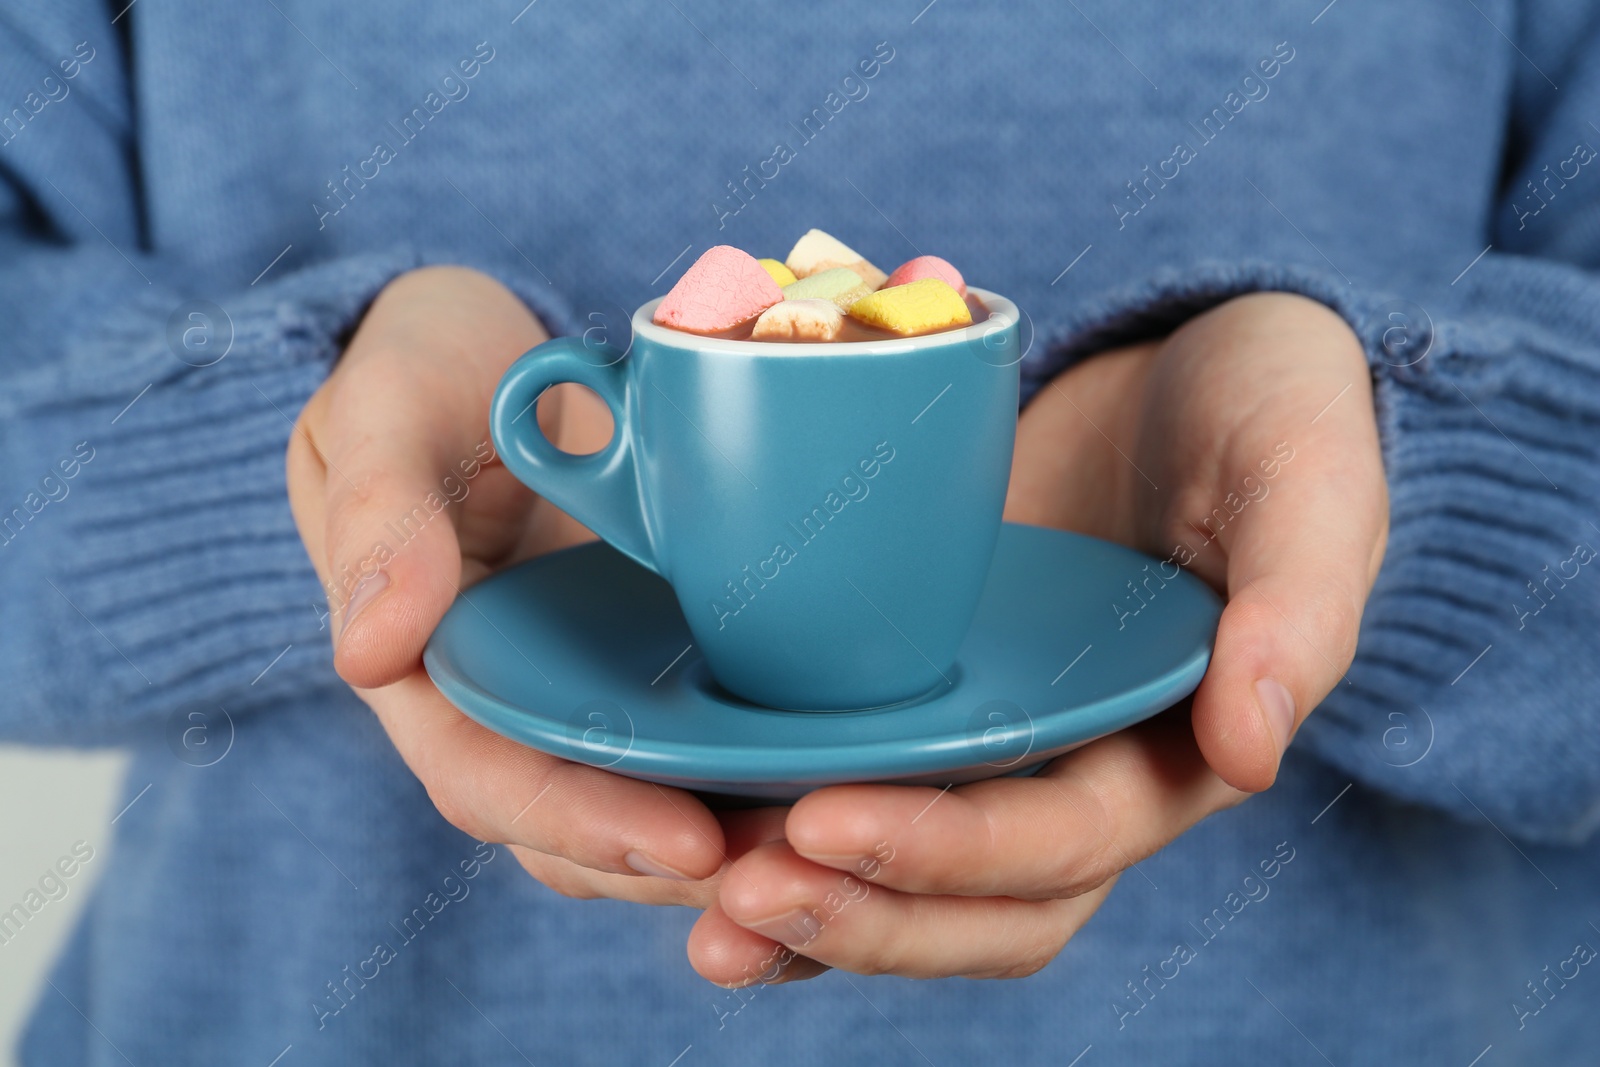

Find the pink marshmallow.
xmin=884 ymin=255 xmax=966 ymax=296
xmin=653 ymin=246 xmax=784 ymax=334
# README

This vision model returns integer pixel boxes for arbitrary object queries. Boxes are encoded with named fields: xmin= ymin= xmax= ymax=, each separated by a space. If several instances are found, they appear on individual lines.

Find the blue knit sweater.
xmin=3 ymin=1 xmax=1600 ymax=1063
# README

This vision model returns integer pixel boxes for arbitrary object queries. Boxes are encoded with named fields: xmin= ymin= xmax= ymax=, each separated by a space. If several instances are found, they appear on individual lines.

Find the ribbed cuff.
xmin=1024 ymin=257 xmax=1600 ymax=842
xmin=415 ymin=246 xmax=581 ymax=342
xmin=1020 ymin=259 xmax=1386 ymax=399
xmin=2 ymin=250 xmax=572 ymax=743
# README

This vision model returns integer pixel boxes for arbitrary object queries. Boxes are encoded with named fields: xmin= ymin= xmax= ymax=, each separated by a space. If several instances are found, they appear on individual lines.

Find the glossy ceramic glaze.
xmin=490 ymin=289 xmax=1021 ymax=710
xmin=424 ymin=524 xmax=1222 ymax=801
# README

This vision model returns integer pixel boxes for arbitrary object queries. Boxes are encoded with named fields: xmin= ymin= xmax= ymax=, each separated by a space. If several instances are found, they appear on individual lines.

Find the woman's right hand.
xmin=286 ymin=265 xmax=731 ymax=909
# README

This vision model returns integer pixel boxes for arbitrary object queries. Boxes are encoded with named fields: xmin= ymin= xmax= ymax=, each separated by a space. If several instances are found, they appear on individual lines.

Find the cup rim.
xmin=629 ymin=286 xmax=1018 ymax=356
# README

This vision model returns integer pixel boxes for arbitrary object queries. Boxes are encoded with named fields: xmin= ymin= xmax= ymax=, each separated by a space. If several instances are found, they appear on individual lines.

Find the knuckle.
xmin=293 ymin=380 xmax=328 ymax=441
xmin=964 ymin=908 xmax=1069 ymax=980
xmin=286 ymin=416 xmax=310 ymax=467
xmin=424 ymin=780 xmax=489 ymax=842
xmin=1064 ymin=835 xmax=1120 ymax=897
xmin=416 ymin=719 xmax=493 ymax=838
xmin=1308 ymin=584 xmax=1363 ymax=669
xmin=517 ymin=853 xmax=602 ymax=900
xmin=1225 ymin=597 xmax=1280 ymax=643
xmin=1047 ymin=777 xmax=1121 ymax=895
xmin=526 ymin=761 xmax=600 ymax=858
xmin=1331 ymin=592 xmax=1364 ymax=665
xmin=992 ymin=903 xmax=1075 ymax=979
xmin=844 ymin=910 xmax=908 ymax=979
xmin=849 ymin=900 xmax=926 ymax=979
xmin=990 ymin=948 xmax=1058 ymax=980
xmin=851 ymin=940 xmax=901 ymax=978
xmin=330 ymin=470 xmax=391 ymax=529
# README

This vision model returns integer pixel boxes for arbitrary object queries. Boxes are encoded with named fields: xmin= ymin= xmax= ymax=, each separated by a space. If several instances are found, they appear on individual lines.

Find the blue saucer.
xmin=424 ymin=523 xmax=1221 ymax=801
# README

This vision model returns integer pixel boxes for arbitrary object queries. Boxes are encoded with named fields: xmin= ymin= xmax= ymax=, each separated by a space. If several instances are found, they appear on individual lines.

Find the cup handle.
xmin=489 ymin=339 xmax=658 ymax=575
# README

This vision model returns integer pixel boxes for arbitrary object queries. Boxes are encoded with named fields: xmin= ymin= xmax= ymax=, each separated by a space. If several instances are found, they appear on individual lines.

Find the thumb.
xmin=1190 ymin=420 xmax=1387 ymax=794
xmin=318 ymin=373 xmax=485 ymax=690
xmin=300 ymin=267 xmax=552 ymax=689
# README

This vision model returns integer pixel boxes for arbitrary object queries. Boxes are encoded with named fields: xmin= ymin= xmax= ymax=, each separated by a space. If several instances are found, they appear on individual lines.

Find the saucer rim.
xmin=424 ymin=524 xmax=1220 ymax=787
xmin=427 ymin=647 xmax=1209 ymax=785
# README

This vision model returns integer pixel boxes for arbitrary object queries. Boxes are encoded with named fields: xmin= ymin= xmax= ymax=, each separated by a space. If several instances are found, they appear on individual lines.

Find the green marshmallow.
xmin=782 ymin=268 xmax=873 ymax=311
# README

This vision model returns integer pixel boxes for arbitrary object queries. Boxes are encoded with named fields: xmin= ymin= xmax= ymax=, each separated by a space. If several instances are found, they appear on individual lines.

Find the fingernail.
xmin=624 ymin=850 xmax=695 ymax=881
xmin=339 ymin=570 xmax=388 ymax=637
xmin=742 ymin=909 xmax=816 ymax=947
xmin=1255 ymin=677 xmax=1297 ymax=754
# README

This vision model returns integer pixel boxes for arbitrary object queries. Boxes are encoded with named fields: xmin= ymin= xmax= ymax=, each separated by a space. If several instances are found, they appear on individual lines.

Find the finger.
xmin=314 ymin=361 xmax=517 ymax=689
xmin=720 ymin=842 xmax=1112 ymax=979
xmin=508 ymin=844 xmax=720 ymax=908
xmin=286 ymin=393 xmax=331 ymax=576
xmin=1193 ymin=378 xmax=1388 ymax=792
xmin=718 ymin=805 xmax=791 ymax=858
xmin=687 ymin=902 xmax=829 ymax=988
xmin=315 ymin=276 xmax=549 ymax=688
xmin=786 ymin=711 xmax=1240 ymax=898
xmin=368 ymin=669 xmax=727 ymax=881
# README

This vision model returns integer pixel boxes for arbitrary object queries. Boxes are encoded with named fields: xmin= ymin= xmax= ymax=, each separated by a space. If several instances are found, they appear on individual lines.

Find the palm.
xmin=1007 ymin=292 xmax=1384 ymax=791
xmin=290 ymin=268 xmax=731 ymax=921
xmin=451 ymin=387 xmax=608 ymax=589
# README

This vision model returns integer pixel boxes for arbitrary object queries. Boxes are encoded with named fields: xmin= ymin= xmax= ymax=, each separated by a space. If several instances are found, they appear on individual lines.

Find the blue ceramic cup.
xmin=489 ymin=289 xmax=1021 ymax=711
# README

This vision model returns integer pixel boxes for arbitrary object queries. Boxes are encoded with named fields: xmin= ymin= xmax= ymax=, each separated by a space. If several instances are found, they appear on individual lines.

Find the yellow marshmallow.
xmin=757 ymin=258 xmax=798 ymax=287
xmin=847 ymin=278 xmax=973 ymax=337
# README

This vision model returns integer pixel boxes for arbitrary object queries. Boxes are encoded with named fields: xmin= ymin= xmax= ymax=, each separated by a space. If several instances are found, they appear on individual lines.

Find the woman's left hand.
xmin=691 ymin=292 xmax=1389 ymax=985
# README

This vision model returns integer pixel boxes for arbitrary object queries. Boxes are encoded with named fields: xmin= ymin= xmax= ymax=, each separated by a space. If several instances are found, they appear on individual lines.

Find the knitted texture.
xmin=3 ymin=1 xmax=1598 ymax=1063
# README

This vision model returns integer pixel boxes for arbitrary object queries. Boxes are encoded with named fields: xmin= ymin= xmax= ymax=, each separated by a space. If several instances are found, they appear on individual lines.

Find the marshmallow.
xmin=884 ymin=255 xmax=966 ymax=296
xmin=757 ymin=258 xmax=798 ymax=288
xmin=781 ymin=267 xmax=873 ymax=312
xmin=654 ymin=245 xmax=784 ymax=334
xmin=847 ymin=278 xmax=973 ymax=337
xmin=751 ymin=299 xmax=845 ymax=342
xmin=785 ymin=229 xmax=888 ymax=289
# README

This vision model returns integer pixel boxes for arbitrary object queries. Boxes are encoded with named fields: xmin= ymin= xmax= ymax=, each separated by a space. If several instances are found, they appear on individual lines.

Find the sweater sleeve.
xmin=1017 ymin=2 xmax=1600 ymax=851
xmin=1024 ymin=258 xmax=1600 ymax=845
xmin=1019 ymin=9 xmax=1600 ymax=842
xmin=0 ymin=17 xmax=573 ymax=745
